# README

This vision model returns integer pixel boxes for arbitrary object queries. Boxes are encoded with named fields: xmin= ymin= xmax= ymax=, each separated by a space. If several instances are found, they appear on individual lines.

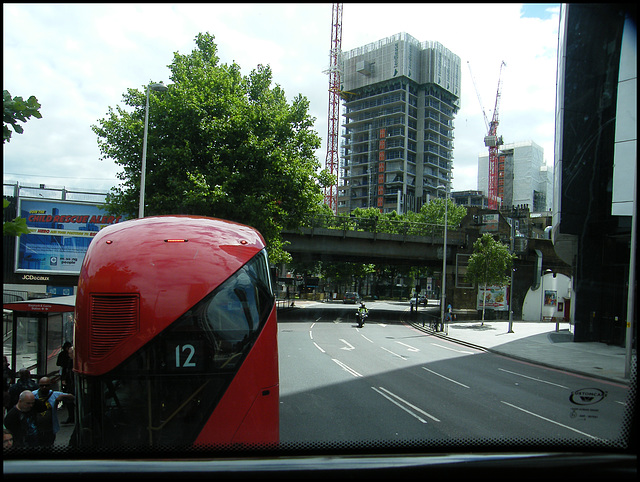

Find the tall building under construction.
xmin=477 ymin=140 xmax=552 ymax=213
xmin=337 ymin=33 xmax=461 ymax=214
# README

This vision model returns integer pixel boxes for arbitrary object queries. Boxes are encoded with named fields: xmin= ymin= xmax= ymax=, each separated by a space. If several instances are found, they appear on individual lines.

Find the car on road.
xmin=343 ymin=292 xmax=360 ymax=304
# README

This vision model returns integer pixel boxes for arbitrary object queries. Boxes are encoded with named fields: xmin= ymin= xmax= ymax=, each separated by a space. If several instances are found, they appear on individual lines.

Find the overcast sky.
xmin=3 ymin=3 xmax=560 ymax=195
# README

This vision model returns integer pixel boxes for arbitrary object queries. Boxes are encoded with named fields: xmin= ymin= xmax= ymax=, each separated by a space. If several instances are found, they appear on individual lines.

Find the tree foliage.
xmin=92 ymin=33 xmax=332 ymax=263
xmin=3 ymin=90 xmax=42 ymax=143
xmin=348 ymin=199 xmax=467 ymax=236
xmin=466 ymin=233 xmax=516 ymax=322
xmin=3 ymin=199 xmax=29 ymax=237
xmin=417 ymin=198 xmax=466 ymax=227
xmin=3 ymin=90 xmax=41 ymax=236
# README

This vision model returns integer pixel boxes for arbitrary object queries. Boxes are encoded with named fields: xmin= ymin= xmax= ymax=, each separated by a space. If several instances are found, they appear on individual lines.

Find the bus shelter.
xmin=3 ymin=295 xmax=75 ymax=382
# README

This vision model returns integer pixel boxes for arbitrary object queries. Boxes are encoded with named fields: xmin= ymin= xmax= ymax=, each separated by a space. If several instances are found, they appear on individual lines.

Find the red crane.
xmin=324 ymin=3 xmax=343 ymax=214
xmin=485 ymin=61 xmax=506 ymax=210
xmin=468 ymin=60 xmax=506 ymax=210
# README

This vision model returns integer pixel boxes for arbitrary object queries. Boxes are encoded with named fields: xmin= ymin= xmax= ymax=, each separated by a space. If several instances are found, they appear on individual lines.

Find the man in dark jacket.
xmin=3 ymin=390 xmax=46 ymax=447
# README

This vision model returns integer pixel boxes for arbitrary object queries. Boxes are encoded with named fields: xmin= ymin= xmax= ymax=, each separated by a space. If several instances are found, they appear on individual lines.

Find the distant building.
xmin=338 ymin=33 xmax=461 ymax=214
xmin=478 ymin=140 xmax=552 ymax=213
xmin=451 ymin=190 xmax=488 ymax=208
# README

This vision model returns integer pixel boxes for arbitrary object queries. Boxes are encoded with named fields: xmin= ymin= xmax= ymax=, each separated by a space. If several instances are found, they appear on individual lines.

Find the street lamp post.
xmin=508 ymin=218 xmax=515 ymax=333
xmin=437 ymin=185 xmax=448 ymax=333
xmin=139 ymin=81 xmax=168 ymax=218
xmin=508 ymin=267 xmax=516 ymax=333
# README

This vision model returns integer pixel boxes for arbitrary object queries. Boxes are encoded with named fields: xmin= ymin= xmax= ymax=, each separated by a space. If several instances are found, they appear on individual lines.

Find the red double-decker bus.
xmin=73 ymin=215 xmax=278 ymax=449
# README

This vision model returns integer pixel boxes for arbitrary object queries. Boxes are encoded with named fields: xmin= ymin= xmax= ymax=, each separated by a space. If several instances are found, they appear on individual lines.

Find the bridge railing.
xmin=298 ymin=214 xmax=459 ymax=238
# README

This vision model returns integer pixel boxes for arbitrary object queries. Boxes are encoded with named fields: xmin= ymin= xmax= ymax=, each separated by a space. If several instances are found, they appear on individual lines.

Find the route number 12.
xmin=175 ymin=344 xmax=196 ymax=368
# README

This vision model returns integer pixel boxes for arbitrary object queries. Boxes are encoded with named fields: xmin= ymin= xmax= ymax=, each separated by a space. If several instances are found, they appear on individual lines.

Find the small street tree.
xmin=466 ymin=233 xmax=516 ymax=324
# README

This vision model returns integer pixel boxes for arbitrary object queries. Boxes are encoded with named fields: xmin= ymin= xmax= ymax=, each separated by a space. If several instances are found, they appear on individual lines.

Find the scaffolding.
xmin=338 ymin=33 xmax=460 ymax=214
xmin=477 ymin=141 xmax=551 ymax=212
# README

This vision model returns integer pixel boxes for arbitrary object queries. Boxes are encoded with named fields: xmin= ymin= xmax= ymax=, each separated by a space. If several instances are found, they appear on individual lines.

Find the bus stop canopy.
xmin=4 ymin=294 xmax=76 ymax=380
xmin=3 ymin=294 xmax=76 ymax=313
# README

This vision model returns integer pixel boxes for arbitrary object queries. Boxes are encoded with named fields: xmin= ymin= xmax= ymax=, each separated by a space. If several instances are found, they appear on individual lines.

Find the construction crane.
xmin=323 ymin=3 xmax=343 ymax=214
xmin=468 ymin=60 xmax=506 ymax=210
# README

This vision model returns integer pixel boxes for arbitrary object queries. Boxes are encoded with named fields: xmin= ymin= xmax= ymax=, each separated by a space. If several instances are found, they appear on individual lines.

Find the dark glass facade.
xmin=553 ymin=4 xmax=636 ymax=344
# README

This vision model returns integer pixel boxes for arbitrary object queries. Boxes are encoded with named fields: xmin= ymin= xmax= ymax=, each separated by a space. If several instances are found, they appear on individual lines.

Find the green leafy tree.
xmin=347 ymin=200 xmax=466 ymax=237
xmin=418 ymin=198 xmax=467 ymax=234
xmin=466 ymin=233 xmax=516 ymax=323
xmin=3 ymin=90 xmax=42 ymax=143
xmin=92 ymin=33 xmax=332 ymax=263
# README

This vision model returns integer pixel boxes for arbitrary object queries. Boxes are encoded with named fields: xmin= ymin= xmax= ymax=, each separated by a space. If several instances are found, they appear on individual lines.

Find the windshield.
xmin=2 ymin=2 xmax=636 ymax=476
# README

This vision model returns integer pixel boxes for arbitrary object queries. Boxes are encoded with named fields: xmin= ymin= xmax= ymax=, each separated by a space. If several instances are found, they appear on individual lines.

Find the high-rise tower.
xmin=478 ymin=140 xmax=552 ymax=213
xmin=337 ymin=33 xmax=461 ymax=214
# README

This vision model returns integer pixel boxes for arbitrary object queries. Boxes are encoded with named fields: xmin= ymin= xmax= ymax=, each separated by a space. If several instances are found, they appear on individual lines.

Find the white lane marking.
xmin=309 ymin=318 xmax=320 ymax=339
xmin=372 ymin=386 xmax=440 ymax=423
xmin=501 ymin=401 xmax=603 ymax=441
xmin=396 ymin=341 xmax=419 ymax=352
xmin=340 ymin=339 xmax=355 ymax=351
xmin=498 ymin=368 xmax=569 ymax=389
xmin=422 ymin=367 xmax=470 ymax=389
xmin=332 ymin=359 xmax=362 ymax=378
xmin=360 ymin=334 xmax=374 ymax=343
xmin=313 ymin=342 xmax=325 ymax=353
xmin=431 ymin=343 xmax=474 ymax=354
xmin=381 ymin=346 xmax=407 ymax=360
xmin=334 ymin=317 xmax=342 ymax=324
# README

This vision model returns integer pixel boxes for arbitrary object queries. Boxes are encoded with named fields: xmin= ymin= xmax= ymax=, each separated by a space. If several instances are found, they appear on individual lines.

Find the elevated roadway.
xmin=281 ymin=215 xmax=465 ymax=265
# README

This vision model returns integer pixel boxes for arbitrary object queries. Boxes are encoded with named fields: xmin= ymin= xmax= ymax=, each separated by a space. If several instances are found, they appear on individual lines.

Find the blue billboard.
xmin=15 ymin=198 xmax=126 ymax=275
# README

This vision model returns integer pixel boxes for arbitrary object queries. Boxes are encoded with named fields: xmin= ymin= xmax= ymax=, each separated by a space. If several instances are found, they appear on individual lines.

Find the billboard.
xmin=15 ymin=198 xmax=126 ymax=275
xmin=476 ymin=285 xmax=509 ymax=311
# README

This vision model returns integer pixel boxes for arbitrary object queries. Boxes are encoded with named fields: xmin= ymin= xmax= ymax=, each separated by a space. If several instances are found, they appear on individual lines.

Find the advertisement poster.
xmin=480 ymin=213 xmax=499 ymax=233
xmin=15 ymin=198 xmax=126 ymax=275
xmin=476 ymin=285 xmax=508 ymax=311
xmin=544 ymin=290 xmax=557 ymax=307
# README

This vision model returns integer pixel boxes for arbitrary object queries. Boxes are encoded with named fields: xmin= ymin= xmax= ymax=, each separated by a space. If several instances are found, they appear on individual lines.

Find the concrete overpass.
xmin=281 ymin=216 xmax=465 ymax=265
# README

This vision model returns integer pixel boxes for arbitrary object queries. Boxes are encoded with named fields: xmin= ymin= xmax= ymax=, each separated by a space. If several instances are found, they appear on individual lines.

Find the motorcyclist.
xmin=356 ymin=302 xmax=368 ymax=327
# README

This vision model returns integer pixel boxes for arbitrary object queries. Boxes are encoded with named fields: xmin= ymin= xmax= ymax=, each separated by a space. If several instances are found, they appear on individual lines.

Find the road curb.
xmin=407 ymin=321 xmax=488 ymax=352
xmin=407 ymin=321 xmax=631 ymax=386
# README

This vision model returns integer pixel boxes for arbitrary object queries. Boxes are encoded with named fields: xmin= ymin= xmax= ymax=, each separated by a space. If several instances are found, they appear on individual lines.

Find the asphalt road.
xmin=277 ymin=302 xmax=629 ymax=447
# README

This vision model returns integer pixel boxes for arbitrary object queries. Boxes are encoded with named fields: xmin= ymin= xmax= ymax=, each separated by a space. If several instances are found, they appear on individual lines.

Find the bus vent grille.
xmin=89 ymin=294 xmax=140 ymax=359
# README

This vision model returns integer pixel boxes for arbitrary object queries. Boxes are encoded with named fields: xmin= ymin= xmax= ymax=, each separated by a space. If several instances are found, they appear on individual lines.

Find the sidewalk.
xmin=409 ymin=318 xmax=634 ymax=386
